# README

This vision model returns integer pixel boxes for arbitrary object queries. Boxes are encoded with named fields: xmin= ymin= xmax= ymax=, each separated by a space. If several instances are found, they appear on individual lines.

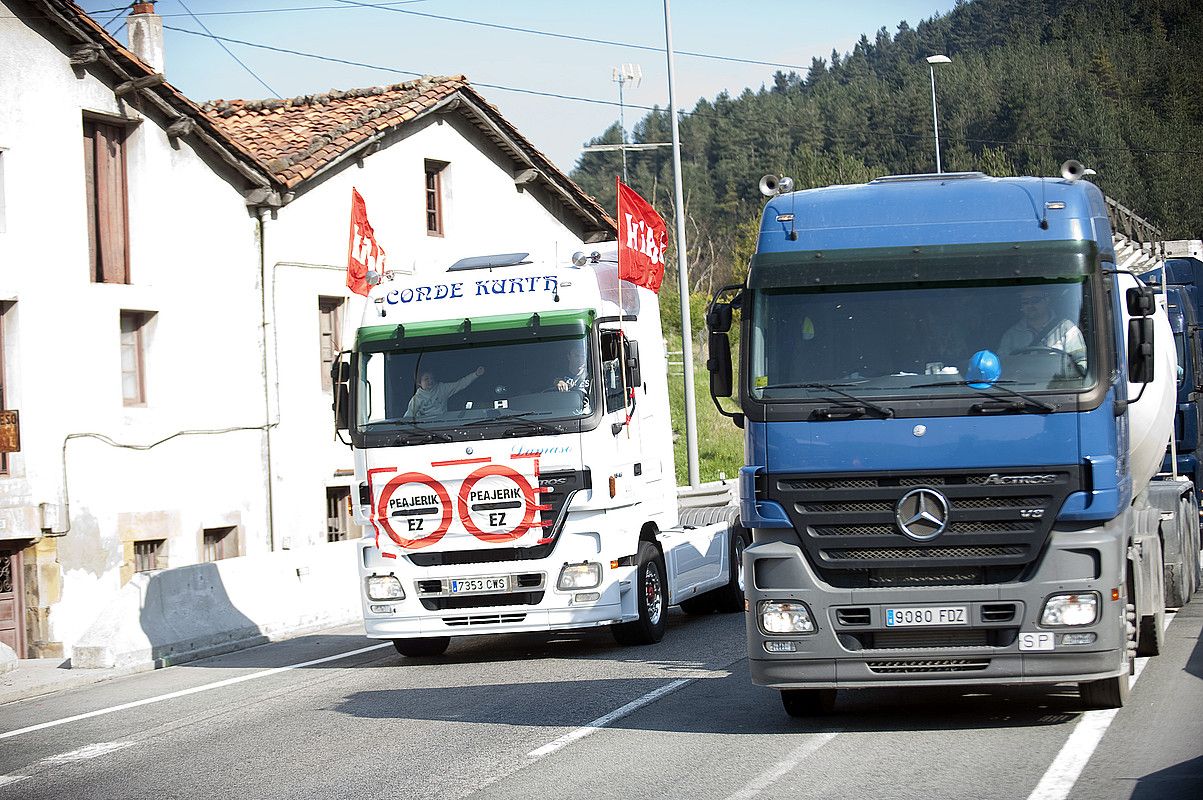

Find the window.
xmin=600 ymin=331 xmax=630 ymax=414
xmin=327 ymin=487 xmax=352 ymax=542
xmin=0 ymin=303 xmax=8 ymax=475
xmin=202 ymin=527 xmax=237 ymax=561
xmin=133 ymin=539 xmax=164 ymax=572
xmin=83 ymin=119 xmax=129 ymax=283
xmin=0 ymin=148 xmax=7 ymax=234
xmin=120 ymin=310 xmax=149 ymax=406
xmin=424 ymin=160 xmax=446 ymax=236
xmin=318 ymin=297 xmax=343 ymax=390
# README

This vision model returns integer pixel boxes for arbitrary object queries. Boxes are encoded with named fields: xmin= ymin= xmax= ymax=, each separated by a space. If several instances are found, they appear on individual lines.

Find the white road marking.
xmin=41 ymin=741 xmax=136 ymax=765
xmin=0 ymin=642 xmax=391 ymax=741
xmin=526 ymin=678 xmax=693 ymax=760
xmin=1026 ymin=610 xmax=1176 ymax=800
xmin=723 ymin=731 xmax=840 ymax=800
xmin=0 ymin=740 xmax=137 ymax=789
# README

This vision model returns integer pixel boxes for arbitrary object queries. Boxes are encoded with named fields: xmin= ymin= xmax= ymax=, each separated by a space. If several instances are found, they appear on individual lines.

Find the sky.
xmin=81 ymin=0 xmax=960 ymax=173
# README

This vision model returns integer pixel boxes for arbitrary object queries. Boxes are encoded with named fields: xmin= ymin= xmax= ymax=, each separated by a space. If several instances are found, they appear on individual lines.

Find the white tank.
xmin=1121 ymin=272 xmax=1178 ymax=493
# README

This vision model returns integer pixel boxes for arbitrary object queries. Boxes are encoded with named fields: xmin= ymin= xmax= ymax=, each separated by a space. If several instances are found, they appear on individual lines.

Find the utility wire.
xmin=160 ymin=25 xmax=1203 ymax=160
xmin=331 ymin=0 xmax=811 ymax=72
xmin=175 ymin=0 xmax=281 ymax=99
xmin=99 ymin=2 xmax=132 ymax=31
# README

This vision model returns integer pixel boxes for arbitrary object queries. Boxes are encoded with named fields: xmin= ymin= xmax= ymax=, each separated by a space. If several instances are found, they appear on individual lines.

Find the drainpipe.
xmin=258 ymin=207 xmax=276 ymax=551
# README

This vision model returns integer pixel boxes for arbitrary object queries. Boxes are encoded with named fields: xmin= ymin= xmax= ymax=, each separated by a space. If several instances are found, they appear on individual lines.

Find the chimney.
xmin=127 ymin=1 xmax=165 ymax=74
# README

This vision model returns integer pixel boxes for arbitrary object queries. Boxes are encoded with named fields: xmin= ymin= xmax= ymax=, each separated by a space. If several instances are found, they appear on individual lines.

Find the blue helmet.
xmin=966 ymin=349 xmax=1002 ymax=389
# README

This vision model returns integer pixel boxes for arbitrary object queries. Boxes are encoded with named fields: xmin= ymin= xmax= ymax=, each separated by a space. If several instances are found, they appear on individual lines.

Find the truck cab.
xmin=335 ymin=252 xmax=744 ymax=656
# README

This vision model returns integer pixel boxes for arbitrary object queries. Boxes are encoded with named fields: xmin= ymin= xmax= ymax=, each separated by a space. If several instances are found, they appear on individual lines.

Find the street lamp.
xmin=925 ymin=54 xmax=951 ymax=173
xmin=612 ymin=64 xmax=642 ymax=184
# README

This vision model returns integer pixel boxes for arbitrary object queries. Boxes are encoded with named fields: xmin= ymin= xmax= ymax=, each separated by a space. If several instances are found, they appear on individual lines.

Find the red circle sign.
xmin=457 ymin=464 xmax=538 ymax=543
xmin=377 ymin=472 xmax=453 ymax=550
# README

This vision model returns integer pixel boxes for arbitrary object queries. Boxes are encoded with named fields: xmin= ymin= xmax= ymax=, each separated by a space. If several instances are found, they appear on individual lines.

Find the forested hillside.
xmin=572 ymin=0 xmax=1203 ymax=292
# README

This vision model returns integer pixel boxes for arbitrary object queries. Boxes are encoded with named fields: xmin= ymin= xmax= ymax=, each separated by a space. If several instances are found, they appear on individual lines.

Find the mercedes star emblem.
xmin=895 ymin=487 xmax=950 ymax=541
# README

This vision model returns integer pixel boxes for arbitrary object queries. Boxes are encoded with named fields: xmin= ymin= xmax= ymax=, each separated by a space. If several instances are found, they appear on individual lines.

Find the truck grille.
xmin=419 ymin=591 xmax=544 ymax=611
xmin=442 ymin=613 xmax=527 ymax=627
xmin=768 ymin=466 xmax=1081 ymax=586
xmin=406 ymin=469 xmax=590 ymax=567
xmin=867 ymin=659 xmax=991 ymax=674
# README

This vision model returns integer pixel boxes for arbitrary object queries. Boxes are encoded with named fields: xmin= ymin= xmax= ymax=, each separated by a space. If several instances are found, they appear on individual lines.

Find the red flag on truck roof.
xmin=346 ymin=188 xmax=386 ymax=296
xmin=616 ymin=178 xmax=667 ymax=293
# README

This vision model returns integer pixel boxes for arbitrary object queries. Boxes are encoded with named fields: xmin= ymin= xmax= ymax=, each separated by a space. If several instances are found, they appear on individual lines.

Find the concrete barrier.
xmin=0 ymin=642 xmax=15 ymax=675
xmin=71 ymin=539 xmax=361 ymax=669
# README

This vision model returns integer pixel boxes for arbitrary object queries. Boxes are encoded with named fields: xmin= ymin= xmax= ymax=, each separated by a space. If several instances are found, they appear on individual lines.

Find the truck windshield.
xmin=357 ymin=333 xmax=595 ymax=433
xmin=748 ymin=278 xmax=1096 ymax=401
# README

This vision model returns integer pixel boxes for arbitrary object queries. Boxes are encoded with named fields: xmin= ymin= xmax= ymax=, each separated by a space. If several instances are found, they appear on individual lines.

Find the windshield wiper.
xmin=458 ymin=412 xmax=562 ymax=435
xmin=371 ymin=419 xmax=453 ymax=443
xmin=760 ymin=382 xmax=894 ymax=419
xmin=908 ymin=380 xmax=1057 ymax=413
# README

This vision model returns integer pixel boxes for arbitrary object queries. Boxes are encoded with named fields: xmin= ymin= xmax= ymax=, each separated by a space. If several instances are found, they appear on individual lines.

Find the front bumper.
xmin=746 ymin=522 xmax=1130 ymax=689
xmin=358 ymin=530 xmax=639 ymax=639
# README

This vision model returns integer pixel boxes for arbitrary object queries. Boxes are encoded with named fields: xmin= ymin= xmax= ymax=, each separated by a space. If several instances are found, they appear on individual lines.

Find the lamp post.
xmin=663 ymin=0 xmax=700 ymax=487
xmin=612 ymin=64 xmax=642 ymax=184
xmin=925 ymin=54 xmax=951 ymax=173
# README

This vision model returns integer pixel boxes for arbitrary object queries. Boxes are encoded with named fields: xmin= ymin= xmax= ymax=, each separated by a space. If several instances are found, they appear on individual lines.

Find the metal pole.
xmin=929 ymin=65 xmax=942 ymax=174
xmin=663 ymin=0 xmax=700 ymax=487
xmin=618 ymin=74 xmax=628 ymax=184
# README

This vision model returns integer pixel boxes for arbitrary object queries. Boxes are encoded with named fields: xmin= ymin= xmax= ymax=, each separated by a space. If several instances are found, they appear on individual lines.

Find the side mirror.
xmin=1127 ymin=286 xmax=1156 ymax=317
xmin=1128 ymin=318 xmax=1155 ymax=383
xmin=334 ymin=384 xmax=350 ymax=430
xmin=708 ymin=331 xmax=733 ymax=397
xmin=706 ymin=302 xmax=733 ymax=333
xmin=332 ymin=351 xmax=352 ymax=438
xmin=624 ymin=339 xmax=641 ymax=387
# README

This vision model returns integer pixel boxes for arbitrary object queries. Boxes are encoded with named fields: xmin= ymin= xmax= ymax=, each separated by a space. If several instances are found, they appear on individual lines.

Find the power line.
xmin=70 ymin=0 xmax=816 ymax=72
xmin=175 ymin=0 xmax=281 ymax=99
xmin=161 ymin=24 xmax=650 ymax=111
xmin=157 ymin=25 xmax=1203 ymax=161
xmin=330 ymin=0 xmax=812 ymax=72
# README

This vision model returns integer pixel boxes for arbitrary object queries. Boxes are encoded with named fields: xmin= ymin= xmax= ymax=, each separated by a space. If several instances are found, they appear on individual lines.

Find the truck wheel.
xmin=1164 ymin=498 xmax=1194 ymax=608
xmin=392 ymin=637 xmax=451 ymax=658
xmin=781 ymin=688 xmax=837 ymax=717
xmin=1079 ymin=673 xmax=1129 ymax=709
xmin=713 ymin=527 xmax=749 ymax=613
xmin=612 ymin=542 xmax=667 ymax=646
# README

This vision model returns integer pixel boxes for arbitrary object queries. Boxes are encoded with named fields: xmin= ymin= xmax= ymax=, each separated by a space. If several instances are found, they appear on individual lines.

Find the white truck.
xmin=332 ymin=251 xmax=746 ymax=656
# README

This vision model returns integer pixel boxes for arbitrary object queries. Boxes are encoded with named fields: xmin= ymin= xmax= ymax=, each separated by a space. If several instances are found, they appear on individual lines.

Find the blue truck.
xmin=706 ymin=167 xmax=1200 ymax=714
xmin=1140 ymin=255 xmax=1203 ymax=607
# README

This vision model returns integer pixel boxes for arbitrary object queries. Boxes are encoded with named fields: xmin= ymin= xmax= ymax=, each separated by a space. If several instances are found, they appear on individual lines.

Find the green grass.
xmin=665 ymin=332 xmax=744 ymax=486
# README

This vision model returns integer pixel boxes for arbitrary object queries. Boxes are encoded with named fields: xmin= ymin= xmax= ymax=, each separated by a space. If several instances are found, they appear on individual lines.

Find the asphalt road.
xmin=0 ymin=595 xmax=1200 ymax=800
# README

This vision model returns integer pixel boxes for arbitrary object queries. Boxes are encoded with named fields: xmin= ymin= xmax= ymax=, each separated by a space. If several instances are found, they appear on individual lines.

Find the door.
xmin=0 ymin=545 xmax=23 ymax=655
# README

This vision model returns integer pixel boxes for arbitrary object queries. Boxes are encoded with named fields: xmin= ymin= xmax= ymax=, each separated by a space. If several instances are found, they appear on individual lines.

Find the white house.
xmin=0 ymin=0 xmax=614 ymax=660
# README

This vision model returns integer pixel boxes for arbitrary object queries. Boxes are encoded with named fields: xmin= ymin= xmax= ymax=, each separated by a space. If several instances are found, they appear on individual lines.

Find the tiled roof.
xmin=201 ymin=77 xmax=468 ymax=189
xmin=201 ymin=77 xmax=615 ymax=237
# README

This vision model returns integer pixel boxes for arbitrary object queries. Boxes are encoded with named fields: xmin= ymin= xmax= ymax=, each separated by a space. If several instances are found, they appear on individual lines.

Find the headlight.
xmin=760 ymin=600 xmax=815 ymax=634
xmin=1041 ymin=593 xmax=1098 ymax=626
xmin=366 ymin=574 xmax=404 ymax=601
xmin=557 ymin=562 xmax=602 ymax=590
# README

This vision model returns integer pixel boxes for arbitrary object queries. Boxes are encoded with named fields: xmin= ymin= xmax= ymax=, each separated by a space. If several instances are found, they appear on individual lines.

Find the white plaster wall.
xmin=0 ymin=4 xmax=271 ymax=650
xmin=262 ymin=113 xmax=596 ymax=547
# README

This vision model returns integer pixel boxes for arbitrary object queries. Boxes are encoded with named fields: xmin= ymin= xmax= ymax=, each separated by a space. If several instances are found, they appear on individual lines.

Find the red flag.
xmin=346 ymin=188 xmax=386 ymax=296
xmin=616 ymin=178 xmax=667 ymax=293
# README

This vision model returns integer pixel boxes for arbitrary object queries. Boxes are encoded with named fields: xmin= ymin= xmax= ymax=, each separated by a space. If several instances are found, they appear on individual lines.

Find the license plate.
xmin=885 ymin=606 xmax=968 ymax=627
xmin=1018 ymin=631 xmax=1055 ymax=651
xmin=450 ymin=576 xmax=509 ymax=594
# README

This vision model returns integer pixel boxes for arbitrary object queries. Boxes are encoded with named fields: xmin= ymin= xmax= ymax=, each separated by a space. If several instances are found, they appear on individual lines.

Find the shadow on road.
xmin=1129 ymin=754 xmax=1203 ymax=800
xmin=330 ymin=662 xmax=1087 ymax=736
